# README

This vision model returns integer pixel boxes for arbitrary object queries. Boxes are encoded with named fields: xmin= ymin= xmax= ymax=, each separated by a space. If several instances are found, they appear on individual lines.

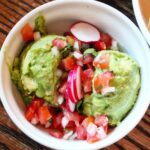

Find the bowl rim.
xmin=0 ymin=0 xmax=150 ymax=149
xmin=132 ymin=0 xmax=150 ymax=45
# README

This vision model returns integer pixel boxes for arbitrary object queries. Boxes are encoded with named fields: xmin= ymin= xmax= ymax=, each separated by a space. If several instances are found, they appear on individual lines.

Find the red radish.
xmin=86 ymin=122 xmax=97 ymax=137
xmin=97 ymin=126 xmax=107 ymax=139
xmin=67 ymin=71 xmax=78 ymax=103
xmin=70 ymin=22 xmax=100 ymax=43
xmin=65 ymin=90 xmax=75 ymax=112
xmin=72 ymin=66 xmax=82 ymax=100
xmin=52 ymin=38 xmax=67 ymax=49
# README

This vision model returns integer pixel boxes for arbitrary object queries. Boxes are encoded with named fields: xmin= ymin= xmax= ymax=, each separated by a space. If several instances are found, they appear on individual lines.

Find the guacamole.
xmin=12 ymin=35 xmax=66 ymax=106
xmin=83 ymin=50 xmax=140 ymax=125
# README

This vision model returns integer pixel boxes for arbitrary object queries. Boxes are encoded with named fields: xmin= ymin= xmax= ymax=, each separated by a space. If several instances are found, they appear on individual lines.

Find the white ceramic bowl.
xmin=0 ymin=0 xmax=150 ymax=150
xmin=132 ymin=0 xmax=150 ymax=45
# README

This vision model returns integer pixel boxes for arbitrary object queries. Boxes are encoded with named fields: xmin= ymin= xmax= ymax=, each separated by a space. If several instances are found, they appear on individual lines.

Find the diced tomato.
xmin=52 ymin=112 xmax=63 ymax=129
xmin=64 ymin=111 xmax=82 ymax=126
xmin=81 ymin=69 xmax=94 ymax=93
xmin=66 ymin=121 xmax=76 ymax=131
xmin=52 ymin=38 xmax=67 ymax=49
xmin=49 ymin=128 xmax=64 ymax=138
xmin=94 ymin=40 xmax=106 ymax=51
xmin=76 ymin=125 xmax=87 ymax=140
xmin=83 ymin=54 xmax=94 ymax=64
xmin=100 ymin=32 xmax=112 ymax=48
xmin=94 ymin=114 xmax=108 ymax=133
xmin=38 ymin=106 xmax=52 ymax=125
xmin=21 ymin=23 xmax=34 ymax=42
xmin=93 ymin=53 xmax=109 ymax=69
xmin=25 ymin=98 xmax=44 ymax=121
xmin=82 ymin=116 xmax=95 ymax=128
xmin=94 ymin=71 xmax=114 ymax=93
xmin=62 ymin=56 xmax=76 ymax=71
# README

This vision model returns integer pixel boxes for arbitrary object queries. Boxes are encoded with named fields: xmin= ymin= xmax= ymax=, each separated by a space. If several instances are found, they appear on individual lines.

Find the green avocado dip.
xmin=12 ymin=35 xmax=66 ymax=106
xmin=83 ymin=50 xmax=140 ymax=125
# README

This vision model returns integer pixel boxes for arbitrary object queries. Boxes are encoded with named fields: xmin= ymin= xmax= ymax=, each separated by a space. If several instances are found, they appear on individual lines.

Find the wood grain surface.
xmin=0 ymin=0 xmax=150 ymax=150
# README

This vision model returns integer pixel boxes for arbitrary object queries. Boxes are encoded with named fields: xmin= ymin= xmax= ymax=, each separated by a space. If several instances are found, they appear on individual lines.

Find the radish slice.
xmin=70 ymin=22 xmax=100 ymax=43
xmin=66 ymin=97 xmax=75 ymax=112
xmin=73 ymin=66 xmax=82 ymax=100
xmin=67 ymin=71 xmax=78 ymax=103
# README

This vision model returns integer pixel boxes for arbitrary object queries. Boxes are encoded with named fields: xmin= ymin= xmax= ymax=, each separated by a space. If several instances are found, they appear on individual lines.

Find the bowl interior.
xmin=1 ymin=1 xmax=150 ymax=150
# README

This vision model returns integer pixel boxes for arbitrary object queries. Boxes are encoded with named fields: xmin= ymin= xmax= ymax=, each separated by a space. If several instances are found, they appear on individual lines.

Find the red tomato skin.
xmin=38 ymin=106 xmax=52 ymax=125
xmin=49 ymin=128 xmax=64 ymax=138
xmin=21 ymin=23 xmax=34 ymax=42
xmin=62 ymin=56 xmax=76 ymax=71
xmin=52 ymin=112 xmax=64 ymax=129
xmin=76 ymin=125 xmax=87 ymax=140
xmin=25 ymin=98 xmax=44 ymax=121
xmin=100 ymin=32 xmax=112 ymax=48
xmin=94 ymin=41 xmax=106 ymax=51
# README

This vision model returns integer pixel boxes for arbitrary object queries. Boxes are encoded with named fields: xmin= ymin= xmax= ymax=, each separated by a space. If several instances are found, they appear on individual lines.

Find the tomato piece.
xmin=83 ymin=54 xmax=94 ymax=64
xmin=62 ymin=56 xmax=76 ymax=71
xmin=64 ymin=111 xmax=83 ymax=126
xmin=52 ymin=112 xmax=63 ymax=129
xmin=94 ymin=41 xmax=106 ymax=51
xmin=100 ymin=32 xmax=112 ymax=48
xmin=52 ymin=38 xmax=67 ymax=49
xmin=81 ymin=69 xmax=94 ymax=93
xmin=21 ymin=23 xmax=34 ymax=42
xmin=82 ymin=116 xmax=95 ymax=128
xmin=94 ymin=71 xmax=114 ymax=93
xmin=38 ymin=106 xmax=52 ymax=125
xmin=49 ymin=128 xmax=64 ymax=138
xmin=93 ymin=53 xmax=109 ymax=69
xmin=66 ymin=121 xmax=76 ymax=131
xmin=76 ymin=125 xmax=87 ymax=140
xmin=94 ymin=114 xmax=108 ymax=133
xmin=25 ymin=98 xmax=44 ymax=121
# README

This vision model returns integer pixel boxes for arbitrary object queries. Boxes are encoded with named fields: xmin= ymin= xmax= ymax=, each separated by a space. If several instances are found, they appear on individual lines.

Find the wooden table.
xmin=0 ymin=0 xmax=150 ymax=149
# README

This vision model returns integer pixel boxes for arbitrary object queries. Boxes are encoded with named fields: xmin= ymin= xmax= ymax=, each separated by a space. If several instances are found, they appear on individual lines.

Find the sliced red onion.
xmin=61 ymin=116 xmax=69 ymax=128
xmin=45 ymin=122 xmax=51 ymax=128
xmin=69 ymin=132 xmax=77 ymax=140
